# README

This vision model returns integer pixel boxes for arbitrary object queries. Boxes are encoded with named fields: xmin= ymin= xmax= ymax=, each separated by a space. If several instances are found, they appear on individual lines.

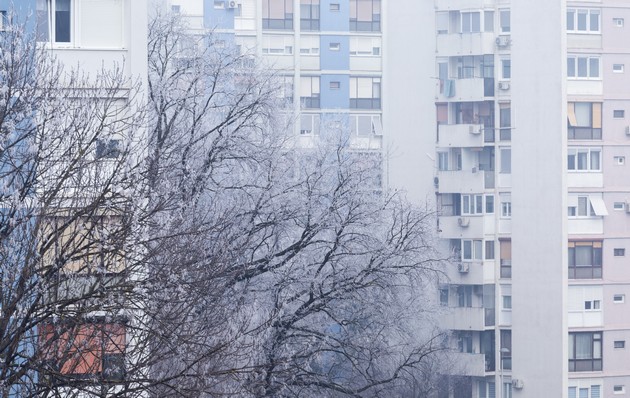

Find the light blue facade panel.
xmin=0 ymin=1 xmax=38 ymax=32
xmin=320 ymin=0 xmax=349 ymax=31
xmin=204 ymin=0 xmax=236 ymax=30
xmin=320 ymin=35 xmax=349 ymax=70
xmin=320 ymin=74 xmax=349 ymax=109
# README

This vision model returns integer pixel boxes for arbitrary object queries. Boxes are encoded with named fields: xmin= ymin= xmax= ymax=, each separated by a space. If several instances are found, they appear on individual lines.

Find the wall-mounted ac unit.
xmin=458 ymin=217 xmax=470 ymax=227
xmin=498 ymin=81 xmax=510 ymax=90
xmin=227 ymin=0 xmax=238 ymax=8
xmin=495 ymin=36 xmax=511 ymax=47
xmin=469 ymin=125 xmax=482 ymax=135
xmin=458 ymin=263 xmax=470 ymax=273
xmin=512 ymin=379 xmax=524 ymax=390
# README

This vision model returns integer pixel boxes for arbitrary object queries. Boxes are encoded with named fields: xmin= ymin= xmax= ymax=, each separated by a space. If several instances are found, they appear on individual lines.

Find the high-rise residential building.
xmin=385 ymin=0 xmax=630 ymax=397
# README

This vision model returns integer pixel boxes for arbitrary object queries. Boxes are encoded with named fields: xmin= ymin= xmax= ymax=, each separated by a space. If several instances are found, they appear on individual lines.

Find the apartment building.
xmin=403 ymin=0 xmax=630 ymax=397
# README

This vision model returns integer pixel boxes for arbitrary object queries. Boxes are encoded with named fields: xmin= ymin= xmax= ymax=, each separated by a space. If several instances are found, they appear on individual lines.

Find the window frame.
xmin=567 ymin=8 xmax=601 ymax=33
xmin=568 ymin=241 xmax=603 ymax=279
xmin=567 ymin=148 xmax=601 ymax=172
xmin=262 ymin=0 xmax=294 ymax=30
xmin=349 ymin=0 xmax=381 ymax=32
xmin=568 ymin=332 xmax=603 ymax=372
xmin=349 ymin=77 xmax=382 ymax=109
xmin=567 ymin=55 xmax=601 ymax=79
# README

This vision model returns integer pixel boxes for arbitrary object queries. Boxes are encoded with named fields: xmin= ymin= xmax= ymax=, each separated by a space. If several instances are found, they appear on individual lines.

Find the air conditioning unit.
xmin=498 ymin=81 xmax=510 ymax=90
xmin=458 ymin=263 xmax=470 ymax=273
xmin=495 ymin=35 xmax=511 ymax=47
xmin=469 ymin=125 xmax=482 ymax=135
xmin=458 ymin=217 xmax=470 ymax=227
xmin=512 ymin=379 xmax=524 ymax=390
xmin=625 ymin=126 xmax=630 ymax=136
xmin=227 ymin=0 xmax=238 ymax=8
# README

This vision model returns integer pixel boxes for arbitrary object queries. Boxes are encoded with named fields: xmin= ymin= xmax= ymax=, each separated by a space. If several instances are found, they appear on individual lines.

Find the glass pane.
xmin=463 ymin=240 xmax=472 ymax=260
xmin=578 ymin=57 xmax=588 ymax=77
xmin=590 ymin=150 xmax=600 ymax=170
xmin=568 ymin=58 xmax=576 ymax=77
xmin=575 ymin=334 xmax=592 ymax=359
xmin=590 ymin=58 xmax=599 ymax=77
xmin=577 ymin=11 xmax=587 ymax=30
xmin=471 ymin=12 xmax=480 ymax=32
xmin=577 ymin=151 xmax=588 ymax=170
xmin=55 ymin=0 xmax=71 ymax=43
xmin=567 ymin=10 xmax=575 ymax=30
xmin=575 ymin=103 xmax=592 ymax=126
xmin=576 ymin=245 xmax=591 ymax=265
xmin=500 ymin=10 xmax=510 ymax=32
xmin=590 ymin=10 xmax=600 ymax=31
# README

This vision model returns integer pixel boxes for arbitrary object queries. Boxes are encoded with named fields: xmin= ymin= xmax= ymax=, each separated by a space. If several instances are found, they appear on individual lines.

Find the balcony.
xmin=436 ymin=32 xmax=496 ymax=56
xmin=448 ymin=352 xmax=487 ymax=377
xmin=438 ymin=216 xmax=484 ymax=238
xmin=436 ymin=169 xmax=494 ymax=192
xmin=446 ymin=261 xmax=484 ymax=284
xmin=435 ymin=0 xmax=495 ymax=11
xmin=437 ymin=78 xmax=494 ymax=102
xmin=441 ymin=306 xmax=485 ymax=330
xmin=438 ymin=124 xmax=485 ymax=148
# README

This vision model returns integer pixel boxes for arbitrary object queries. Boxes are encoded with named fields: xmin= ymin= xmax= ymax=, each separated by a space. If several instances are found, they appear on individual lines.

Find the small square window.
xmin=615 ymin=156 xmax=626 ymax=165
xmin=614 ymin=64 xmax=625 ymax=73
xmin=214 ymin=1 xmax=225 ymax=9
xmin=329 ymin=42 xmax=340 ymax=51
xmin=614 ymin=341 xmax=626 ymax=349
xmin=171 ymin=5 xmax=181 ymax=13
xmin=614 ymin=385 xmax=626 ymax=394
xmin=329 ymin=81 xmax=340 ymax=90
xmin=614 ymin=202 xmax=626 ymax=210
xmin=615 ymin=248 xmax=626 ymax=256
xmin=330 ymin=3 xmax=340 ymax=12
xmin=585 ymin=300 xmax=592 ymax=310
xmin=614 ymin=294 xmax=625 ymax=303
xmin=614 ymin=110 xmax=626 ymax=118
xmin=614 ymin=18 xmax=625 ymax=27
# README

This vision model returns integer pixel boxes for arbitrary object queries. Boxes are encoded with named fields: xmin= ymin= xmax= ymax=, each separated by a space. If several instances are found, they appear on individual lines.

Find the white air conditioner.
xmin=625 ymin=126 xmax=630 ymax=135
xmin=458 ymin=217 xmax=470 ymax=227
xmin=458 ymin=263 xmax=470 ymax=273
xmin=495 ymin=36 xmax=511 ymax=47
xmin=469 ymin=126 xmax=482 ymax=135
xmin=512 ymin=379 xmax=524 ymax=390
xmin=498 ymin=81 xmax=510 ymax=90
xmin=227 ymin=0 xmax=238 ymax=8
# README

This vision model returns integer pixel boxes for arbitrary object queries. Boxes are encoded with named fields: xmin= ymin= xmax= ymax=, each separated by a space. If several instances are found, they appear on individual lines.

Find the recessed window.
xmin=614 ymin=294 xmax=625 ymax=303
xmin=503 ymin=295 xmax=512 ymax=309
xmin=329 ymin=81 xmax=340 ymax=90
xmin=486 ymin=195 xmax=495 ymax=214
xmin=214 ymin=1 xmax=225 ymax=9
xmin=614 ymin=110 xmax=626 ymax=118
xmin=614 ymin=202 xmax=626 ymax=210
xmin=330 ymin=3 xmax=340 ymax=11
xmin=615 ymin=156 xmax=626 ymax=165
xmin=329 ymin=42 xmax=340 ymax=51
xmin=615 ymin=385 xmax=626 ymax=394
xmin=615 ymin=248 xmax=626 ymax=256
xmin=614 ymin=18 xmax=625 ymax=27
xmin=614 ymin=341 xmax=626 ymax=349
xmin=501 ymin=202 xmax=512 ymax=218
xmin=614 ymin=64 xmax=625 ymax=73
xmin=585 ymin=300 xmax=600 ymax=310
xmin=485 ymin=240 xmax=495 ymax=260
xmin=171 ymin=5 xmax=181 ymax=13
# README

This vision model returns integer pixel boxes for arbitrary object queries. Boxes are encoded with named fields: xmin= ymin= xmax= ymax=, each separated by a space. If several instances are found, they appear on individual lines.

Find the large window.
xmin=568 ymin=385 xmax=602 ymax=398
xmin=568 ymin=102 xmax=602 ymax=140
xmin=300 ymin=76 xmax=320 ymax=108
xmin=462 ymin=194 xmax=483 ymax=215
xmin=462 ymin=239 xmax=483 ymax=261
xmin=263 ymin=0 xmax=294 ymax=30
xmin=349 ymin=0 xmax=381 ymax=32
xmin=500 ymin=103 xmax=511 ymax=141
xmin=37 ymin=0 xmax=72 ymax=43
xmin=300 ymin=0 xmax=319 ymax=31
xmin=350 ymin=77 xmax=381 ymax=109
xmin=568 ymin=56 xmax=600 ymax=79
xmin=567 ymin=148 xmax=601 ymax=171
xmin=568 ymin=241 xmax=602 ymax=279
xmin=567 ymin=9 xmax=600 ymax=33
xmin=500 ymin=9 xmax=510 ymax=33
xmin=461 ymin=11 xmax=480 ymax=33
xmin=569 ymin=332 xmax=602 ymax=372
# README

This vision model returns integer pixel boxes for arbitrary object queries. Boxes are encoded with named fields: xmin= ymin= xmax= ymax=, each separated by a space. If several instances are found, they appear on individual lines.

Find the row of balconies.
xmin=437 ymin=77 xmax=511 ymax=102
xmin=437 ymin=33 xmax=511 ymax=56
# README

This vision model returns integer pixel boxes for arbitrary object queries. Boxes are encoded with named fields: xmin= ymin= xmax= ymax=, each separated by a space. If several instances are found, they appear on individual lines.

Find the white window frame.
xmin=614 ymin=294 xmax=625 ymax=303
xmin=262 ymin=35 xmax=294 ymax=55
xmin=503 ymin=295 xmax=512 ymax=310
xmin=349 ymin=114 xmax=383 ymax=136
xmin=38 ymin=0 xmax=74 ymax=45
xmin=501 ymin=201 xmax=512 ymax=218
xmin=460 ymin=11 xmax=481 ymax=33
xmin=499 ymin=9 xmax=510 ymax=33
xmin=613 ymin=64 xmax=625 ymax=73
xmin=614 ymin=110 xmax=626 ymax=118
xmin=462 ymin=194 xmax=483 ymax=215
xmin=614 ymin=202 xmax=625 ymax=211
xmin=567 ymin=8 xmax=601 ymax=33
xmin=613 ymin=18 xmax=624 ymax=28
xmin=437 ymin=152 xmax=449 ymax=171
xmin=567 ymin=56 xmax=601 ymax=79
xmin=329 ymin=42 xmax=340 ymax=51
xmin=349 ymin=36 xmax=381 ymax=56
xmin=462 ymin=239 xmax=483 ymax=261
xmin=299 ymin=35 xmax=320 ymax=55
xmin=501 ymin=58 xmax=511 ymax=80
xmin=614 ymin=385 xmax=625 ymax=394
xmin=567 ymin=148 xmax=601 ymax=172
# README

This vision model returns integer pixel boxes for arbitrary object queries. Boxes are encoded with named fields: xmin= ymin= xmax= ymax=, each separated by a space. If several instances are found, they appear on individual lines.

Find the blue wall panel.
xmin=204 ymin=0 xmax=236 ymax=30
xmin=320 ymin=0 xmax=349 ymax=31
xmin=320 ymin=74 xmax=349 ymax=109
xmin=320 ymin=35 xmax=349 ymax=70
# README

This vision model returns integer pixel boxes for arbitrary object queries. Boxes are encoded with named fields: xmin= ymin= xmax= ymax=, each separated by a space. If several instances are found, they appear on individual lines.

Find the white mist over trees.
xmin=0 ymin=10 xmax=450 ymax=398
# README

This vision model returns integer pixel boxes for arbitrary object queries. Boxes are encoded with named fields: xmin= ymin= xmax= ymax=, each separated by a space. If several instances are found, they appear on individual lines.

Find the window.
xmin=96 ymin=140 xmax=121 ymax=159
xmin=614 ymin=341 xmax=625 ymax=349
xmin=613 ymin=64 xmax=625 ymax=73
xmin=461 ymin=194 xmax=483 ymax=215
xmin=329 ymin=81 xmax=340 ymax=90
xmin=614 ymin=294 xmax=625 ymax=303
xmin=567 ymin=9 xmax=600 ymax=33
xmin=568 ymin=332 xmax=602 ymax=372
xmin=584 ymin=300 xmax=600 ymax=310
xmin=262 ymin=0 xmax=294 ymax=30
xmin=349 ymin=114 xmax=383 ymax=136
xmin=438 ymin=152 xmax=449 ymax=171
xmin=262 ymin=35 xmax=294 ymax=55
xmin=329 ymin=42 xmax=340 ymax=51
xmin=461 ymin=11 xmax=481 ymax=33
xmin=501 ymin=59 xmax=511 ymax=79
xmin=567 ymin=148 xmax=601 ymax=172
xmin=0 ymin=10 xmax=6 ymax=31
xmin=615 ymin=156 xmax=626 ymax=165
xmin=330 ymin=3 xmax=340 ymax=12
xmin=486 ymin=195 xmax=494 ymax=214
xmin=613 ymin=18 xmax=624 ymax=27
xmin=171 ymin=5 xmax=181 ymax=13
xmin=500 ymin=9 xmax=510 ymax=33
xmin=614 ymin=386 xmax=626 ymax=394
xmin=614 ymin=110 xmax=626 ymax=118
xmin=214 ymin=1 xmax=225 ymax=8
xmin=567 ymin=56 xmax=600 ymax=79
xmin=569 ymin=386 xmax=602 ymax=398
xmin=568 ymin=196 xmax=603 ymax=217
xmin=500 ymin=103 xmax=511 ymax=141
xmin=436 ymin=11 xmax=448 ymax=34
xmin=300 ymin=0 xmax=319 ymax=31
xmin=300 ymin=76 xmax=320 ymax=108
xmin=299 ymin=35 xmax=319 ymax=55
xmin=349 ymin=0 xmax=381 ymax=32
xmin=503 ymin=295 xmax=512 ymax=309
xmin=350 ymin=37 xmax=381 ymax=56
xmin=439 ymin=287 xmax=449 ymax=306
xmin=300 ymin=114 xmax=320 ymax=135
xmin=350 ymin=77 xmax=381 ymax=109
xmin=485 ymin=240 xmax=495 ymax=260
xmin=614 ymin=202 xmax=625 ymax=211
xmin=615 ymin=248 xmax=626 ymax=256
xmin=484 ymin=11 xmax=494 ymax=32
xmin=37 ymin=0 xmax=72 ymax=43
xmin=568 ymin=102 xmax=602 ymax=140
xmin=500 ymin=148 xmax=511 ymax=174
xmin=504 ymin=382 xmax=512 ymax=398
xmin=568 ymin=241 xmax=602 ymax=279
xmin=462 ymin=239 xmax=483 ymax=261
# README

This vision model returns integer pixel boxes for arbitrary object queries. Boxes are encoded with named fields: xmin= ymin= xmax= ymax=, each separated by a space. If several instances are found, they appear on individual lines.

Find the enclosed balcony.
xmin=438 ymin=123 xmax=485 ymax=147
xmin=436 ymin=169 xmax=494 ymax=192
xmin=438 ymin=215 xmax=484 ymax=238
xmin=441 ymin=306 xmax=486 ymax=330
xmin=437 ymin=78 xmax=495 ymax=102
xmin=435 ymin=0 xmax=495 ymax=11
xmin=448 ymin=352 xmax=487 ymax=377
xmin=436 ymin=32 xmax=496 ymax=56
